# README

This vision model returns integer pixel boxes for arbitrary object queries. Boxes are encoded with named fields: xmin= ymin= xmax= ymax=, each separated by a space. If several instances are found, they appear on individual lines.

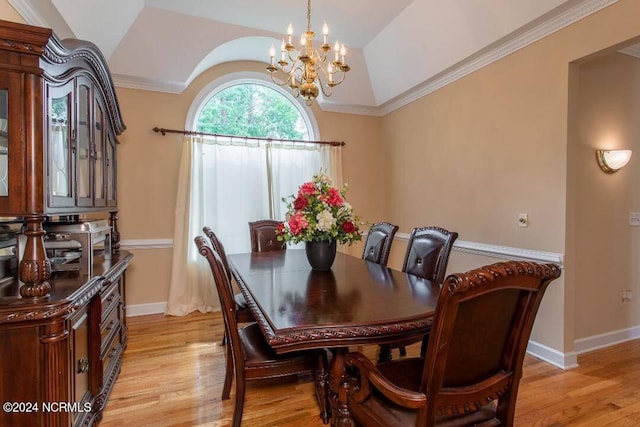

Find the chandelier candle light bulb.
xmin=266 ymin=0 xmax=350 ymax=105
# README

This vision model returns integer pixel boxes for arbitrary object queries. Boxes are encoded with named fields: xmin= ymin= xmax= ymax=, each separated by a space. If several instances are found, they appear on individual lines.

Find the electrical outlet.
xmin=518 ymin=213 xmax=528 ymax=228
xmin=630 ymin=212 xmax=640 ymax=226
xmin=621 ymin=290 xmax=632 ymax=304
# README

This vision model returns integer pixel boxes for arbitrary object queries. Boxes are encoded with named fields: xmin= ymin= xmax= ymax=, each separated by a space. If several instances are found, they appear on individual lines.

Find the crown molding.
xmin=112 ymin=74 xmax=186 ymax=94
xmin=8 ymin=0 xmax=48 ymax=27
xmin=377 ymin=0 xmax=621 ymax=116
xmin=317 ymin=100 xmax=384 ymax=117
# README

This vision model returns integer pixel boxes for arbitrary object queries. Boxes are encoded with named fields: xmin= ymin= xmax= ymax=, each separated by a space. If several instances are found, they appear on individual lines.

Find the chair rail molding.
xmin=120 ymin=239 xmax=174 ymax=250
xmin=393 ymin=232 xmax=564 ymax=266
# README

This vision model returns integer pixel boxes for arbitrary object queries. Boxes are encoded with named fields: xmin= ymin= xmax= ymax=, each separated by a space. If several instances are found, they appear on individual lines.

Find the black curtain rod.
xmin=152 ymin=127 xmax=345 ymax=147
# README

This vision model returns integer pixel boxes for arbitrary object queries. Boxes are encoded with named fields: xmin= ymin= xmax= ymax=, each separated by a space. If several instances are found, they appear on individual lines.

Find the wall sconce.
xmin=596 ymin=149 xmax=632 ymax=174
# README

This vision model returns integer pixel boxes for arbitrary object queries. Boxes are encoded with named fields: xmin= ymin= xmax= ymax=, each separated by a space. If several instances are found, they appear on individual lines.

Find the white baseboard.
xmin=127 ymin=302 xmax=167 ymax=317
xmin=574 ymin=326 xmax=640 ymax=355
xmin=526 ymin=340 xmax=578 ymax=370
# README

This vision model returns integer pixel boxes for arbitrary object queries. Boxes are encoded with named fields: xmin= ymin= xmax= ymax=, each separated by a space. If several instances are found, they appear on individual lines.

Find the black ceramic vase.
xmin=305 ymin=240 xmax=337 ymax=271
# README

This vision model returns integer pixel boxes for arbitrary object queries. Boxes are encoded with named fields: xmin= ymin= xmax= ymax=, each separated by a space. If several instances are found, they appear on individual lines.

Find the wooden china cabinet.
xmin=0 ymin=20 xmax=132 ymax=426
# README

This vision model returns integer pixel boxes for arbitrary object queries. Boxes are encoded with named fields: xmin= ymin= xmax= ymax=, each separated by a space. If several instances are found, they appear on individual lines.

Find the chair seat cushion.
xmin=376 ymin=357 xmax=424 ymax=390
xmin=239 ymin=323 xmax=319 ymax=373
xmin=350 ymin=357 xmax=499 ymax=426
xmin=349 ymin=392 xmax=498 ymax=427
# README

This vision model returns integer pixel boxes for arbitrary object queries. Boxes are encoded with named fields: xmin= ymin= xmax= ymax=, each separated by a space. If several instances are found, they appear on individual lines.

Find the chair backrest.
xmin=402 ymin=226 xmax=458 ymax=284
xmin=203 ymin=226 xmax=232 ymax=282
xmin=361 ymin=222 xmax=399 ymax=266
xmin=419 ymin=261 xmax=561 ymax=425
xmin=195 ymin=236 xmax=243 ymax=360
xmin=249 ymin=220 xmax=286 ymax=252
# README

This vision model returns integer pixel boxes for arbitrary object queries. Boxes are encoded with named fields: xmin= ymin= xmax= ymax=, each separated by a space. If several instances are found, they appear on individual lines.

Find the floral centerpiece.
xmin=276 ymin=172 xmax=362 ymax=269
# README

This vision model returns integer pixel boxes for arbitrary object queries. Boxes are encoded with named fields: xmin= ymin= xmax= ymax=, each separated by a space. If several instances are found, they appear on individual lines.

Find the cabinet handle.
xmin=77 ymin=357 xmax=89 ymax=374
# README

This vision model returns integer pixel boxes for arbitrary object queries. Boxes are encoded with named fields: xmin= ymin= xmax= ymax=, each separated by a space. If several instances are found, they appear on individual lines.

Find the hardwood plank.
xmin=101 ymin=312 xmax=640 ymax=426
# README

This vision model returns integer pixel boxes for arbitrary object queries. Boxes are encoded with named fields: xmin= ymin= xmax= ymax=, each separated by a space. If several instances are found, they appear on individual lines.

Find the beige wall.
xmin=0 ymin=3 xmax=24 ymax=23
xmin=572 ymin=52 xmax=640 ymax=339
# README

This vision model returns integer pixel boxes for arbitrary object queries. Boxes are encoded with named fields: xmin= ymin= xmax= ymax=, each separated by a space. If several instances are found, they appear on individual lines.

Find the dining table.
xmin=228 ymin=249 xmax=440 ymax=426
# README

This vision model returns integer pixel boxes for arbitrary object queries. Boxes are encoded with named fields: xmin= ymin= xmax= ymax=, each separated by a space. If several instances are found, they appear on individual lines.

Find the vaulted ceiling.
xmin=9 ymin=0 xmax=625 ymax=114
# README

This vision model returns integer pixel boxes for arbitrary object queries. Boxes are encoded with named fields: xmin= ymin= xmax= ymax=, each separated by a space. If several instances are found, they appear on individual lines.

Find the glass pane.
xmin=94 ymin=101 xmax=104 ymax=199
xmin=50 ymin=94 xmax=71 ymax=197
xmin=77 ymin=84 xmax=91 ymax=199
xmin=0 ymin=89 xmax=8 ymax=197
xmin=107 ymin=135 xmax=115 ymax=201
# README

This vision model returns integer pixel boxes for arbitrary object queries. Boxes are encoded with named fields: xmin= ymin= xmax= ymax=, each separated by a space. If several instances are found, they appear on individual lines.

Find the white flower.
xmin=316 ymin=209 xmax=337 ymax=232
xmin=316 ymin=172 xmax=332 ymax=185
xmin=338 ymin=203 xmax=352 ymax=215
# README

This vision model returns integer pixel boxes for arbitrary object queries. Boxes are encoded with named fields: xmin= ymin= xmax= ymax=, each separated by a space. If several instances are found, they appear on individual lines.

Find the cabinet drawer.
xmin=101 ymin=280 xmax=121 ymax=321
xmin=100 ymin=304 xmax=120 ymax=350
xmin=101 ymin=332 xmax=122 ymax=377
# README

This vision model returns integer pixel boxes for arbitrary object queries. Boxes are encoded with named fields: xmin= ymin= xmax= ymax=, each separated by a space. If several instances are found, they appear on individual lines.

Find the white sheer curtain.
xmin=166 ymin=134 xmax=342 ymax=316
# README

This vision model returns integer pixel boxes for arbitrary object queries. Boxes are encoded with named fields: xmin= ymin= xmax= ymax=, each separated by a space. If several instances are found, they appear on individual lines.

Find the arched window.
xmin=195 ymin=82 xmax=312 ymax=140
xmin=187 ymin=76 xmax=327 ymax=254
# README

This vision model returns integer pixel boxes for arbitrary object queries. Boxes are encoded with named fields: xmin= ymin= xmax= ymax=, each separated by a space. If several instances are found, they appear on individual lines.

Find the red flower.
xmin=326 ymin=187 xmax=343 ymax=207
xmin=275 ymin=222 xmax=285 ymax=235
xmin=293 ymin=195 xmax=308 ymax=210
xmin=341 ymin=221 xmax=356 ymax=233
xmin=287 ymin=213 xmax=308 ymax=235
xmin=298 ymin=182 xmax=316 ymax=197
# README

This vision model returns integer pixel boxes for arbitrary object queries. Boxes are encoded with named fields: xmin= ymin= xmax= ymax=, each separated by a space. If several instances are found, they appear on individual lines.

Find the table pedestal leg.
xmin=329 ymin=347 xmax=355 ymax=427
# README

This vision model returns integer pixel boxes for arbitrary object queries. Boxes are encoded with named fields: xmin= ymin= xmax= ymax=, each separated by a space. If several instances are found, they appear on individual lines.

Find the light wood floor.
xmin=101 ymin=312 xmax=640 ymax=426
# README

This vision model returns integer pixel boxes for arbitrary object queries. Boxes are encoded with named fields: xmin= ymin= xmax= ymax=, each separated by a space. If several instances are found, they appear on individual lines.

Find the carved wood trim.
xmin=42 ymin=36 xmax=126 ymax=136
xmin=445 ymin=261 xmax=561 ymax=295
xmin=236 ymin=278 xmax=432 ymax=350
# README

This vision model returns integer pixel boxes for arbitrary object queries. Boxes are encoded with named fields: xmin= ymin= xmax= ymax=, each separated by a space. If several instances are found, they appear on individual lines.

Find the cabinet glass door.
xmin=0 ymin=89 xmax=8 ymax=197
xmin=77 ymin=82 xmax=92 ymax=207
xmin=94 ymin=99 xmax=105 ymax=206
xmin=106 ymin=133 xmax=116 ymax=206
xmin=48 ymin=83 xmax=75 ymax=208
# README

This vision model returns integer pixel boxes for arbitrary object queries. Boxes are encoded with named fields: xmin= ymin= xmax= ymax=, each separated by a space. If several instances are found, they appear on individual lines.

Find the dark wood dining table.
xmin=228 ymin=249 xmax=440 ymax=426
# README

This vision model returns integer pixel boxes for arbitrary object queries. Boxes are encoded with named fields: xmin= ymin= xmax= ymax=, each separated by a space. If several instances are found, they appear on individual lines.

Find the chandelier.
xmin=267 ymin=0 xmax=350 ymax=105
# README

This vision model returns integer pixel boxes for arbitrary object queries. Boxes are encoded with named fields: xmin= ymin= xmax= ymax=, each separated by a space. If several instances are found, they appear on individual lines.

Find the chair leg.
xmin=420 ymin=333 xmax=430 ymax=358
xmin=233 ymin=371 xmax=246 ymax=427
xmin=315 ymin=351 xmax=331 ymax=424
xmin=399 ymin=346 xmax=407 ymax=357
xmin=378 ymin=344 xmax=392 ymax=363
xmin=222 ymin=342 xmax=233 ymax=400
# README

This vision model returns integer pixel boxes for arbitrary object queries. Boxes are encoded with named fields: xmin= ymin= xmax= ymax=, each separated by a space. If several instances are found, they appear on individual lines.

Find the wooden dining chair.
xmin=345 ymin=261 xmax=561 ymax=427
xmin=195 ymin=236 xmax=331 ymax=426
xmin=249 ymin=219 xmax=286 ymax=252
xmin=361 ymin=222 xmax=399 ymax=267
xmin=202 ymin=226 xmax=254 ymax=324
xmin=378 ymin=226 xmax=459 ymax=362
